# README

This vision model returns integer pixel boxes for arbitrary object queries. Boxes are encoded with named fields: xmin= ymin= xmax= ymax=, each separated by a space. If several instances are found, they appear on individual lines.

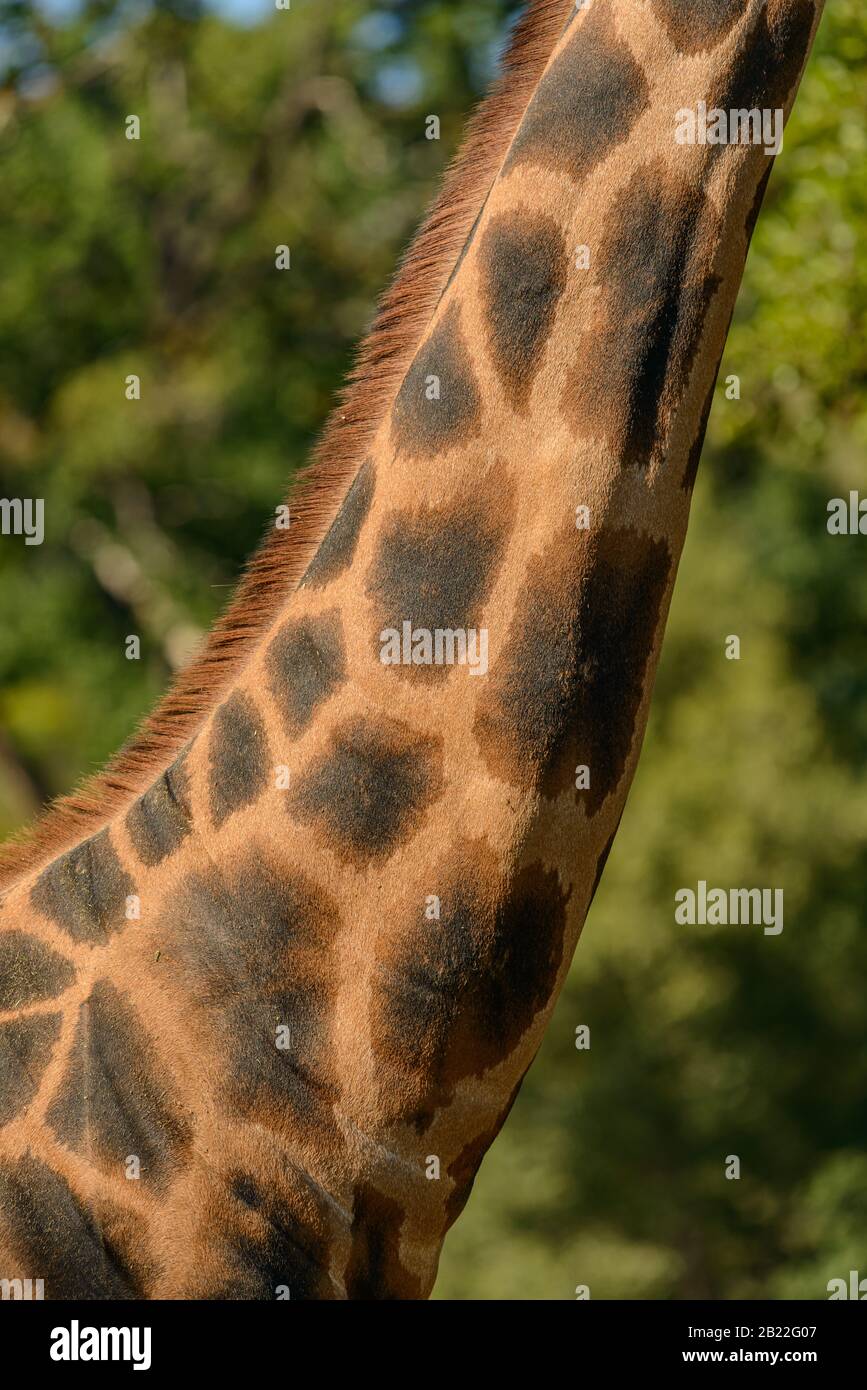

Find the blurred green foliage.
xmin=1 ymin=0 xmax=865 ymax=1300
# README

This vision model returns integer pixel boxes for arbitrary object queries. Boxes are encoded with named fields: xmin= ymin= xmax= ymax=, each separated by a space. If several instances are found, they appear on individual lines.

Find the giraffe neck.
xmin=0 ymin=0 xmax=823 ymax=1299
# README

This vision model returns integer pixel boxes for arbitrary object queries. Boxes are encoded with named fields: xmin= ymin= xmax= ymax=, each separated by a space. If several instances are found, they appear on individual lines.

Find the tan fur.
xmin=0 ymin=0 xmax=824 ymax=1299
xmin=0 ymin=0 xmax=572 ymax=891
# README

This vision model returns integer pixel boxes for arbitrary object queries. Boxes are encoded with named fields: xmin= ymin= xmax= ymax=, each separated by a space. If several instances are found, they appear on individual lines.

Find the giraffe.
xmin=0 ymin=0 xmax=824 ymax=1300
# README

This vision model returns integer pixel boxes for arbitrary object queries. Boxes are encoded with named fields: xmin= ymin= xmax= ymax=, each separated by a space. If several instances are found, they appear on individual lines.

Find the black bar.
xmin=3 ymin=1298 xmax=864 ymax=1374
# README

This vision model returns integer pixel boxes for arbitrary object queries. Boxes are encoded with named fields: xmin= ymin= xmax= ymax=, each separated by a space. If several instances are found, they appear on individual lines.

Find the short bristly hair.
xmin=0 ymin=0 xmax=573 ymax=889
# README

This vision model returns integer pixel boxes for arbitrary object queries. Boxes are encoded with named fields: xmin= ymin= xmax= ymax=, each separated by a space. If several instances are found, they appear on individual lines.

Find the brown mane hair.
xmin=0 ymin=0 xmax=572 ymax=889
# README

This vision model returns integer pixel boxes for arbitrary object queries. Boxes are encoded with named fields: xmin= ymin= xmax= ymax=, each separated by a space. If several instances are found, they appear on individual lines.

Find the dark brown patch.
xmin=209 ymin=691 xmax=270 ymax=828
xmin=125 ymin=744 xmax=192 ymax=867
xmin=364 ymin=483 xmax=511 ymax=679
xmin=474 ymin=524 xmax=673 ymax=813
xmin=370 ymin=843 xmax=570 ymax=1130
xmin=0 ymin=1153 xmax=155 ymax=1298
xmin=229 ymin=1171 xmax=263 ymax=1210
xmin=562 ymin=161 xmax=722 ymax=469
xmin=0 ymin=0 xmax=574 ymax=896
xmin=391 ymin=302 xmax=482 ymax=457
xmin=30 ymin=830 xmax=135 ymax=945
xmin=0 ymin=1013 xmax=61 ymax=1127
xmin=651 ymin=0 xmax=748 ymax=53
xmin=504 ymin=5 xmax=649 ymax=182
xmin=194 ymin=1167 xmax=336 ymax=1300
xmin=290 ymin=717 xmax=442 ymax=866
xmin=479 ymin=211 xmax=568 ymax=410
xmin=300 ymin=460 xmax=376 ymax=589
xmin=681 ymin=364 xmax=721 ymax=493
xmin=266 ymin=610 xmax=347 ymax=739
xmin=745 ymin=161 xmax=775 ymax=246
xmin=0 ymin=932 xmax=75 ymax=1010
xmin=170 ymin=858 xmax=341 ymax=1126
xmin=344 ymin=1181 xmax=425 ymax=1300
xmin=46 ymin=980 xmax=191 ymax=1189
xmin=717 ymin=0 xmax=817 ymax=112
xmin=589 ymin=823 xmax=620 ymax=904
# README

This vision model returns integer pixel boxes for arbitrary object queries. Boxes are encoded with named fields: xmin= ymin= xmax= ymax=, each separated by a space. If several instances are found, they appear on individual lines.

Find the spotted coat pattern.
xmin=0 ymin=0 xmax=822 ymax=1299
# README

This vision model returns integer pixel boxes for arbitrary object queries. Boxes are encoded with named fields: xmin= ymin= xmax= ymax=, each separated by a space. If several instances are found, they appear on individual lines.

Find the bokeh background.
xmin=1 ymin=0 xmax=865 ymax=1299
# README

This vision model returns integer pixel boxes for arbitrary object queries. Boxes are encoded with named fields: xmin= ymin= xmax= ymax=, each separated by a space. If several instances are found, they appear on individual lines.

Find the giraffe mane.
xmin=0 ymin=0 xmax=574 ymax=890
